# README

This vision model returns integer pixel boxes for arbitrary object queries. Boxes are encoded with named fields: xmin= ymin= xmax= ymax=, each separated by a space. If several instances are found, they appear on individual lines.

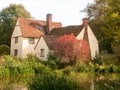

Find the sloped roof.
xmin=18 ymin=18 xmax=43 ymax=37
xmin=18 ymin=17 xmax=62 ymax=38
xmin=43 ymin=35 xmax=57 ymax=50
xmin=42 ymin=25 xmax=84 ymax=50
xmin=51 ymin=25 xmax=84 ymax=37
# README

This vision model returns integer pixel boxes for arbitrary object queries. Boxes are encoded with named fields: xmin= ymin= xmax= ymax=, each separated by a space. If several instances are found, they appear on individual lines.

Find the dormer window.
xmin=35 ymin=25 xmax=45 ymax=33
xmin=28 ymin=37 xmax=35 ymax=44
xmin=15 ymin=37 xmax=18 ymax=43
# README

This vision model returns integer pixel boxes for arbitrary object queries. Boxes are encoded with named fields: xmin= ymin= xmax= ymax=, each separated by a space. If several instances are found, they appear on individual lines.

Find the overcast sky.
xmin=0 ymin=0 xmax=94 ymax=26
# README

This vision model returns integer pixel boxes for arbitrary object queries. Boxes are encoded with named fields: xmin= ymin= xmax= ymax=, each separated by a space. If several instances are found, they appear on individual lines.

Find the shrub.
xmin=28 ymin=72 xmax=79 ymax=90
xmin=54 ymin=34 xmax=89 ymax=64
xmin=26 ymin=53 xmax=39 ymax=61
xmin=62 ymin=66 xmax=73 ymax=75
xmin=34 ymin=64 xmax=51 ymax=74
xmin=74 ymin=63 xmax=90 ymax=72
xmin=47 ymin=52 xmax=57 ymax=60
xmin=0 ymin=44 xmax=10 ymax=55
xmin=95 ymin=80 xmax=120 ymax=90
xmin=47 ymin=59 xmax=59 ymax=69
xmin=111 ymin=65 xmax=119 ymax=73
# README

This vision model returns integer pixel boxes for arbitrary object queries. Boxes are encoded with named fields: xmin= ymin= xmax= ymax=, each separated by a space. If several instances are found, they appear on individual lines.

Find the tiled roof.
xmin=43 ymin=35 xmax=57 ymax=50
xmin=18 ymin=18 xmax=43 ymax=38
xmin=18 ymin=17 xmax=62 ymax=38
xmin=51 ymin=25 xmax=84 ymax=37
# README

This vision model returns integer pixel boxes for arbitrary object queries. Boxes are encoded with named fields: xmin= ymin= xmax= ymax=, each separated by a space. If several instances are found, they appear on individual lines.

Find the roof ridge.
xmin=18 ymin=17 xmax=61 ymax=24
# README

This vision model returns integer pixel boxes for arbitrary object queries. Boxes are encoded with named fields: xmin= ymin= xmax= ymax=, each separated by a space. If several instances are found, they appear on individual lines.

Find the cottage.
xmin=10 ymin=14 xmax=61 ymax=59
xmin=11 ymin=14 xmax=99 ymax=60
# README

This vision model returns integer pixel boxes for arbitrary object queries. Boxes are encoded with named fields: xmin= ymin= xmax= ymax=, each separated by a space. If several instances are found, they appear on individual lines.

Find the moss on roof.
xmin=51 ymin=25 xmax=83 ymax=36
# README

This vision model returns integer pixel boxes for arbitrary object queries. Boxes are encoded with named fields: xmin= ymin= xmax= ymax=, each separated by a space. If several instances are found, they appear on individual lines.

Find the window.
xmin=41 ymin=49 xmax=45 ymax=57
xmin=15 ymin=37 xmax=18 ymax=43
xmin=28 ymin=38 xmax=35 ymax=44
xmin=14 ymin=49 xmax=18 ymax=56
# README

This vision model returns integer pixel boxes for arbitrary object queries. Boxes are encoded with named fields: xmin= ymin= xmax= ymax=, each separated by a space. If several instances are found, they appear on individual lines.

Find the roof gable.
xmin=12 ymin=20 xmax=22 ymax=37
xmin=43 ymin=35 xmax=57 ymax=50
xmin=34 ymin=35 xmax=57 ymax=50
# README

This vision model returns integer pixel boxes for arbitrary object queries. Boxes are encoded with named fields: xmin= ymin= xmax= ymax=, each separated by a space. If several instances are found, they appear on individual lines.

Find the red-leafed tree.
xmin=54 ymin=33 xmax=89 ymax=63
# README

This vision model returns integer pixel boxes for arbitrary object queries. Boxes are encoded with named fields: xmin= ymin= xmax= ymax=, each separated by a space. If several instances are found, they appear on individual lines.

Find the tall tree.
xmin=0 ymin=4 xmax=31 ymax=46
xmin=83 ymin=0 xmax=120 ymax=53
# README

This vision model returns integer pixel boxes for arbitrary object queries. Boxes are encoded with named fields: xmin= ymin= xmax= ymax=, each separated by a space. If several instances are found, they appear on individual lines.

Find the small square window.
xmin=28 ymin=38 xmax=35 ymax=44
xmin=14 ymin=49 xmax=18 ymax=56
xmin=15 ymin=37 xmax=18 ymax=43
xmin=41 ymin=49 xmax=45 ymax=57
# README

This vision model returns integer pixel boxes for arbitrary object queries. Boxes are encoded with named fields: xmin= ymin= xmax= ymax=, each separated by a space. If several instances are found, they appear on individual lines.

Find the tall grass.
xmin=0 ymin=55 xmax=47 ymax=78
xmin=28 ymin=71 xmax=79 ymax=90
xmin=0 ymin=54 xmax=120 ymax=90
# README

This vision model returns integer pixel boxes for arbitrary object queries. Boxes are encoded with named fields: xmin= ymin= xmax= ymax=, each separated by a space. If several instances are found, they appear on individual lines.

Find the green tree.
xmin=0 ymin=44 xmax=10 ymax=55
xmin=0 ymin=4 xmax=31 ymax=46
xmin=83 ymin=0 xmax=120 ymax=53
xmin=102 ymin=0 xmax=120 ymax=48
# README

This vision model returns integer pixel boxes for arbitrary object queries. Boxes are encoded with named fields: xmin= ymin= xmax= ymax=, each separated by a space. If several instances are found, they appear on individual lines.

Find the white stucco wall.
xmin=87 ymin=26 xmax=99 ymax=59
xmin=35 ymin=36 xmax=49 ymax=61
xmin=11 ymin=20 xmax=22 ymax=37
xmin=22 ymin=38 xmax=39 ymax=58
xmin=76 ymin=26 xmax=99 ymax=59
xmin=11 ymin=37 xmax=23 ymax=57
xmin=76 ymin=28 xmax=85 ymax=40
xmin=11 ymin=20 xmax=22 ymax=57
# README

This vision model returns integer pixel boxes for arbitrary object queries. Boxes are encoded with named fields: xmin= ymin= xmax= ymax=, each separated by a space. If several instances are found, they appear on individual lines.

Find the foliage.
xmin=54 ymin=33 xmax=89 ymax=64
xmin=28 ymin=72 xmax=79 ymax=90
xmin=93 ymin=54 xmax=119 ymax=66
xmin=0 ymin=55 xmax=120 ymax=89
xmin=47 ymin=52 xmax=58 ymax=60
xmin=0 ymin=44 xmax=10 ymax=55
xmin=0 ymin=4 xmax=31 ymax=46
xmin=62 ymin=66 xmax=73 ymax=75
xmin=95 ymin=80 xmax=120 ymax=90
xmin=74 ymin=63 xmax=93 ymax=73
xmin=46 ymin=52 xmax=60 ymax=69
xmin=83 ymin=0 xmax=120 ymax=53
xmin=0 ymin=55 xmax=50 ymax=78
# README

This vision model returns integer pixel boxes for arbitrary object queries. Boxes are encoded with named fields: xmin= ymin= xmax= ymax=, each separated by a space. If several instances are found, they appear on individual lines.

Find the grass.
xmin=0 ymin=54 xmax=120 ymax=90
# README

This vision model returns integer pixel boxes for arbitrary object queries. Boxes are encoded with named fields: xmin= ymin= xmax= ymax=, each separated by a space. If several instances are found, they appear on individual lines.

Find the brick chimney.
xmin=82 ymin=18 xmax=91 ymax=59
xmin=46 ymin=14 xmax=52 ymax=34
xmin=83 ymin=18 xmax=88 ymax=30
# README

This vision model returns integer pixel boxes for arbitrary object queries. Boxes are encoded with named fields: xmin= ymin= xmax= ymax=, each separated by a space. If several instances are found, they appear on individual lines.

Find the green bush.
xmin=62 ymin=66 xmax=72 ymax=75
xmin=28 ymin=72 xmax=79 ymax=90
xmin=95 ymin=80 xmax=120 ymax=90
xmin=74 ymin=63 xmax=90 ymax=72
xmin=46 ymin=59 xmax=59 ymax=69
xmin=0 ymin=44 xmax=10 ymax=55
xmin=47 ymin=52 xmax=57 ymax=60
xmin=34 ymin=63 xmax=51 ymax=74
xmin=111 ymin=65 xmax=119 ymax=73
